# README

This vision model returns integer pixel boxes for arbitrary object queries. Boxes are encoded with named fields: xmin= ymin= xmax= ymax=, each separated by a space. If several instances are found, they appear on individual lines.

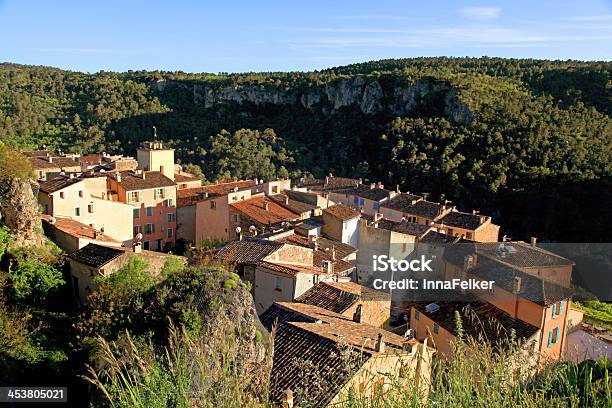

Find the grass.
xmin=84 ymin=315 xmax=611 ymax=408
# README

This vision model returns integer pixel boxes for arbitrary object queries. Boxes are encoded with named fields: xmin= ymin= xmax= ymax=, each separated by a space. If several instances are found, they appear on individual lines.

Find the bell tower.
xmin=136 ymin=126 xmax=175 ymax=180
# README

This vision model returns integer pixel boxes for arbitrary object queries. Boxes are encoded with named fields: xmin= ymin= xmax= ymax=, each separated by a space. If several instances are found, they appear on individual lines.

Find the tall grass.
xmin=85 ymin=318 xmax=610 ymax=408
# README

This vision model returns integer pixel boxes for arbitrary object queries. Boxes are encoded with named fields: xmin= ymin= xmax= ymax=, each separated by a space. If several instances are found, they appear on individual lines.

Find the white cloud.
xmin=459 ymin=7 xmax=501 ymax=20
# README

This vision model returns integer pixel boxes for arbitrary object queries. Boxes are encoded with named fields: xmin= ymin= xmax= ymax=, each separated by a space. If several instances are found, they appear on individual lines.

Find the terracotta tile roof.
xmin=298 ymin=176 xmax=360 ymax=192
xmin=214 ymin=238 xmax=283 ymax=264
xmin=31 ymin=156 xmax=80 ymax=170
xmin=112 ymin=171 xmax=176 ymax=191
xmin=256 ymin=260 xmax=323 ymax=276
xmin=22 ymin=150 xmax=50 ymax=158
xmin=68 ymin=243 xmax=125 ymax=268
xmin=383 ymin=198 xmax=447 ymax=220
xmin=322 ymin=204 xmax=360 ymax=221
xmin=30 ymin=157 xmax=62 ymax=170
xmin=269 ymin=322 xmax=368 ymax=407
xmin=439 ymin=210 xmax=488 ymax=230
xmin=354 ymin=185 xmax=392 ymax=201
xmin=476 ymin=242 xmax=574 ymax=268
xmin=444 ymin=246 xmax=574 ymax=305
xmin=419 ymin=230 xmax=458 ymax=243
xmin=382 ymin=193 xmax=422 ymax=212
xmin=41 ymin=215 xmax=120 ymax=244
xmin=275 ymin=233 xmax=356 ymax=261
xmin=204 ymin=180 xmax=256 ymax=195
xmin=295 ymin=282 xmax=390 ymax=314
xmin=407 ymin=298 xmax=540 ymax=345
xmin=174 ymin=173 xmax=201 ymax=183
xmin=265 ymin=301 xmax=421 ymax=407
xmin=79 ymin=154 xmax=103 ymax=165
xmin=231 ymin=196 xmax=300 ymax=225
xmin=269 ymin=192 xmax=317 ymax=215
xmin=376 ymin=219 xmax=431 ymax=237
xmin=177 ymin=188 xmax=219 ymax=207
xmin=38 ymin=176 xmax=84 ymax=193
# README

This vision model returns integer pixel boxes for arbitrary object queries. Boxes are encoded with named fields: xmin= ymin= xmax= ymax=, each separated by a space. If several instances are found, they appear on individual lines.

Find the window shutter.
xmin=152 ymin=224 xmax=156 ymax=233
xmin=559 ymin=301 xmax=564 ymax=314
xmin=548 ymin=330 xmax=553 ymax=347
xmin=552 ymin=303 xmax=557 ymax=318
xmin=556 ymin=327 xmax=560 ymax=343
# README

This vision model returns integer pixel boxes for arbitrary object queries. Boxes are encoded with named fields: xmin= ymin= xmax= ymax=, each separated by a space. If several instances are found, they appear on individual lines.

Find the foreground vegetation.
xmin=574 ymin=301 xmax=612 ymax=329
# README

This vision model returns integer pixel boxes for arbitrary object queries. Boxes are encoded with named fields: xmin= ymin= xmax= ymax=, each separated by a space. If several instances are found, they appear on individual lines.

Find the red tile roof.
xmin=322 ymin=204 xmax=360 ymax=221
xmin=41 ymin=215 xmax=120 ymax=244
xmin=112 ymin=171 xmax=175 ymax=191
xmin=175 ymin=173 xmax=201 ymax=183
xmin=231 ymin=196 xmax=300 ymax=225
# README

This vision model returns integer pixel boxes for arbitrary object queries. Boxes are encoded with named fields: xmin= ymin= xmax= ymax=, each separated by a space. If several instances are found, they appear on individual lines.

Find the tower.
xmin=136 ymin=126 xmax=175 ymax=180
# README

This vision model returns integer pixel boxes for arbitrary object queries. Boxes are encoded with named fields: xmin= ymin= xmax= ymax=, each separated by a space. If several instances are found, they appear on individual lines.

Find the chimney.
xmin=142 ymin=171 xmax=146 ymax=180
xmin=370 ymin=183 xmax=376 ymax=189
xmin=513 ymin=276 xmax=522 ymax=294
xmin=396 ymin=184 xmax=400 ymax=193
xmin=376 ymin=182 xmax=383 ymax=189
xmin=69 ymin=173 xmax=75 ymax=179
xmin=375 ymin=333 xmax=385 ymax=353
xmin=530 ymin=237 xmax=537 ymax=247
xmin=325 ymin=176 xmax=330 ymax=185
xmin=463 ymin=255 xmax=474 ymax=271
xmin=353 ymin=304 xmax=363 ymax=323
xmin=321 ymin=260 xmax=333 ymax=274
xmin=48 ymin=156 xmax=53 ymax=163
xmin=116 ymin=173 xmax=122 ymax=183
xmin=93 ymin=230 xmax=100 ymax=239
xmin=133 ymin=242 xmax=142 ymax=253
xmin=285 ymin=196 xmax=289 ymax=205
xmin=281 ymin=389 xmax=294 ymax=408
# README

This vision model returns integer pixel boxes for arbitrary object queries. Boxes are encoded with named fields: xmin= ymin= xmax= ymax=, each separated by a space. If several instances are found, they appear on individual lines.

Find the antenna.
xmin=152 ymin=126 xmax=157 ymax=140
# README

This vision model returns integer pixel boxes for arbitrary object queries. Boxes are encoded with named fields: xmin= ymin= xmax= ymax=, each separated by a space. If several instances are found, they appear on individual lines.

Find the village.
xmin=24 ymin=135 xmax=601 ymax=407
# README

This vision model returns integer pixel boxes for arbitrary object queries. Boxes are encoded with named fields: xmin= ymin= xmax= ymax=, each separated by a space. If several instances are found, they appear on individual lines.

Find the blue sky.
xmin=1 ymin=0 xmax=610 ymax=73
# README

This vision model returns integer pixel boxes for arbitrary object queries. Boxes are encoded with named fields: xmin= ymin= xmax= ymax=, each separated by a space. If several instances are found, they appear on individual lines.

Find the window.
xmin=233 ymin=214 xmax=239 ymax=224
xmin=88 ymin=204 xmax=94 ymax=213
xmin=359 ymin=198 xmax=365 ymax=206
xmin=133 ymin=225 xmax=142 ymax=236
xmin=548 ymin=327 xmax=560 ymax=347
xmin=272 ymin=186 xmax=278 ymax=194
xmin=146 ymin=206 xmax=153 ymax=217
xmin=167 ymin=213 xmax=174 ymax=222
xmin=133 ymin=208 xmax=140 ymax=219
xmin=154 ymin=188 xmax=165 ymax=199
xmin=167 ymin=228 xmax=173 ymax=238
xmin=74 ymin=207 xmax=80 ymax=216
xmin=210 ymin=201 xmax=217 ymax=209
xmin=274 ymin=276 xmax=282 ymax=291
xmin=433 ymin=323 xmax=439 ymax=335
xmin=145 ymin=223 xmax=155 ymax=234
xmin=164 ymin=198 xmax=174 ymax=207
xmin=353 ymin=196 xmax=358 ymax=204
xmin=128 ymin=191 xmax=141 ymax=203
xmin=415 ymin=310 xmax=420 ymax=320
xmin=373 ymin=202 xmax=380 ymax=210
xmin=59 ymin=192 xmax=65 ymax=199
xmin=78 ymin=190 xmax=84 ymax=198
xmin=448 ymin=228 xmax=454 ymax=236
xmin=466 ymin=232 xmax=473 ymax=240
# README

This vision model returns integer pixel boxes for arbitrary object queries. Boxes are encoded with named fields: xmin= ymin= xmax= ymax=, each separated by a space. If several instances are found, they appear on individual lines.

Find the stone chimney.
xmin=133 ymin=241 xmax=142 ymax=253
xmin=281 ymin=389 xmax=294 ymax=408
xmin=353 ymin=304 xmax=363 ymax=323
xmin=116 ymin=173 xmax=122 ymax=183
xmin=375 ymin=333 xmax=385 ymax=353
xmin=530 ymin=237 xmax=537 ymax=247
xmin=513 ymin=276 xmax=522 ymax=294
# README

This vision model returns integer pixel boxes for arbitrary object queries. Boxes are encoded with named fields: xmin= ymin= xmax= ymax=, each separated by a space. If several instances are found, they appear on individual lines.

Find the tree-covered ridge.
xmin=0 ymin=58 xmax=611 ymax=241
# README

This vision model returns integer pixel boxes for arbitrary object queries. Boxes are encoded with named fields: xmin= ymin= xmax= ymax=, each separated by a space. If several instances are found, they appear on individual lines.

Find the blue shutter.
xmin=555 ymin=327 xmax=560 ymax=343
xmin=559 ymin=301 xmax=564 ymax=314
xmin=548 ymin=330 xmax=553 ymax=348
xmin=552 ymin=303 xmax=557 ymax=318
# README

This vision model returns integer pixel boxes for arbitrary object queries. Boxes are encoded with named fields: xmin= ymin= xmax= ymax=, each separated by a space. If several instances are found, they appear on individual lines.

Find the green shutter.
xmin=548 ymin=330 xmax=553 ymax=348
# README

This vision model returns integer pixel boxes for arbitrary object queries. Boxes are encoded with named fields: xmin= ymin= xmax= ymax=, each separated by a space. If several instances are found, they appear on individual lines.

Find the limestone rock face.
xmin=0 ymin=179 xmax=43 ymax=247
xmin=151 ymin=77 xmax=473 ymax=121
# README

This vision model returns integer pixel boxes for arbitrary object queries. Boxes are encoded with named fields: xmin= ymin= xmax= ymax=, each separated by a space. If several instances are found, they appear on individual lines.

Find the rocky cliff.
xmin=0 ymin=179 xmax=43 ymax=248
xmin=151 ymin=77 xmax=473 ymax=122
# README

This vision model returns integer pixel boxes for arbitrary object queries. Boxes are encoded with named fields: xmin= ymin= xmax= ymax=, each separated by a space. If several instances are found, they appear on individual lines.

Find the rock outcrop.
xmin=0 ymin=179 xmax=44 ymax=248
xmin=151 ymin=77 xmax=473 ymax=122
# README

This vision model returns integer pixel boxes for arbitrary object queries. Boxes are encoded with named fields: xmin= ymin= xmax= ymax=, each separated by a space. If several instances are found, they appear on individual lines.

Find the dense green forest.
xmin=1 ymin=58 xmax=610 ymax=241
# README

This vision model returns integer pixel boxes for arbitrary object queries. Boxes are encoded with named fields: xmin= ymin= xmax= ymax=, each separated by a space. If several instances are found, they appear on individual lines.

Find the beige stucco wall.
xmin=177 ymin=204 xmax=196 ymax=241
xmin=137 ymin=148 xmax=175 ymax=180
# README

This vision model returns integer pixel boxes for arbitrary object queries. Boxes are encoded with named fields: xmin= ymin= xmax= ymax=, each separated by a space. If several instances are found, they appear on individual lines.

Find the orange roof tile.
xmin=231 ymin=196 xmax=299 ymax=225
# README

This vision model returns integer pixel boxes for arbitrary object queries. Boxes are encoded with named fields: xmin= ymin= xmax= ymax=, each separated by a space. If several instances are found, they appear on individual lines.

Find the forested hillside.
xmin=1 ymin=58 xmax=610 ymax=241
